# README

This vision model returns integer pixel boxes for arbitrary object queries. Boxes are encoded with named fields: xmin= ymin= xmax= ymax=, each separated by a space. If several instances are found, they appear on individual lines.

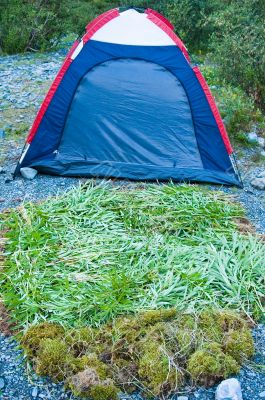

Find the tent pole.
xmin=231 ymin=153 xmax=243 ymax=188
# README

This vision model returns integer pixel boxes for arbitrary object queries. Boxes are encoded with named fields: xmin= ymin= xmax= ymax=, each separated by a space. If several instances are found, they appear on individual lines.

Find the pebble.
xmin=247 ymin=132 xmax=258 ymax=143
xmin=20 ymin=167 xmax=38 ymax=180
xmin=31 ymin=387 xmax=38 ymax=397
xmin=251 ymin=176 xmax=265 ymax=190
xmin=0 ymin=377 xmax=5 ymax=389
xmin=259 ymin=392 xmax=265 ymax=398
xmin=215 ymin=378 xmax=242 ymax=400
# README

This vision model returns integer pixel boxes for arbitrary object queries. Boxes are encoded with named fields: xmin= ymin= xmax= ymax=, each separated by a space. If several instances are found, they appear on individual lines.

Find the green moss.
xmin=176 ymin=329 xmax=195 ymax=356
xmin=112 ymin=316 xmax=144 ymax=343
xmin=138 ymin=339 xmax=182 ymax=396
xmin=198 ymin=311 xmax=223 ymax=343
xmin=216 ymin=310 xmax=247 ymax=332
xmin=65 ymin=327 xmax=95 ymax=356
xmin=138 ymin=308 xmax=177 ymax=326
xmin=36 ymin=338 xmax=75 ymax=381
xmin=90 ymin=382 xmax=119 ymax=400
xmin=68 ymin=368 xmax=119 ymax=399
xmin=19 ymin=309 xmax=255 ymax=397
xmin=21 ymin=322 xmax=65 ymax=356
xmin=224 ymin=328 xmax=254 ymax=362
xmin=187 ymin=342 xmax=240 ymax=386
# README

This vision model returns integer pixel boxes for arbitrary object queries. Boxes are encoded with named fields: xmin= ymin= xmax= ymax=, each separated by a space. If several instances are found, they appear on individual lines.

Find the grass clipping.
xmin=1 ymin=183 xmax=264 ymax=327
xmin=21 ymin=309 xmax=254 ymax=399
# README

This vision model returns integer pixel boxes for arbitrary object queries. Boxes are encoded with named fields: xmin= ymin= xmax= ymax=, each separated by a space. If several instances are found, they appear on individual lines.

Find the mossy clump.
xmin=138 ymin=308 xmax=177 ymax=326
xmin=68 ymin=368 xmax=119 ymax=399
xmin=187 ymin=342 xmax=240 ymax=386
xmin=138 ymin=339 xmax=182 ymax=397
xmin=224 ymin=328 xmax=254 ymax=362
xmin=65 ymin=327 xmax=95 ymax=357
xmin=89 ymin=381 xmax=119 ymax=400
xmin=36 ymin=338 xmax=75 ymax=381
xmin=21 ymin=322 xmax=65 ymax=356
xmin=21 ymin=309 xmax=255 ymax=399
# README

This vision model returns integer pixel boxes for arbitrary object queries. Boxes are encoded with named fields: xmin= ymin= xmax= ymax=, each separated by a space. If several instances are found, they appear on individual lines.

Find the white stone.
xmin=257 ymin=170 xmax=265 ymax=178
xmin=20 ymin=167 xmax=38 ymax=180
xmin=251 ymin=177 xmax=265 ymax=190
xmin=259 ymin=391 xmax=265 ymax=398
xmin=177 ymin=397 xmax=189 ymax=400
xmin=247 ymin=132 xmax=258 ymax=143
xmin=215 ymin=378 xmax=243 ymax=400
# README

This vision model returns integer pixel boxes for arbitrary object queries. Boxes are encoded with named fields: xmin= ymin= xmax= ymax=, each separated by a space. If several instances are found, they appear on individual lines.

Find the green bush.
xmin=201 ymin=64 xmax=265 ymax=143
xmin=210 ymin=0 xmax=265 ymax=110
xmin=166 ymin=0 xmax=221 ymax=53
xmin=0 ymin=0 xmax=69 ymax=54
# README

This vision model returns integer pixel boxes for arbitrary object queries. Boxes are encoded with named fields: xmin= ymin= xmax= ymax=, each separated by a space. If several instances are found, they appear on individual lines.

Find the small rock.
xmin=259 ymin=391 xmax=265 ymax=398
xmin=177 ymin=396 xmax=189 ymax=400
xmin=247 ymin=132 xmax=258 ymax=143
xmin=0 ymin=377 xmax=5 ymax=389
xmin=20 ymin=167 xmax=38 ymax=180
xmin=31 ymin=387 xmax=38 ymax=397
xmin=257 ymin=171 xmax=265 ymax=178
xmin=215 ymin=378 xmax=242 ymax=400
xmin=251 ymin=177 xmax=265 ymax=190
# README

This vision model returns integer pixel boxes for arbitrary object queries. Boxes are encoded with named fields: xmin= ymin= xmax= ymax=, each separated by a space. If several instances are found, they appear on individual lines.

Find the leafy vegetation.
xmin=210 ymin=0 xmax=265 ymax=110
xmin=1 ymin=183 xmax=264 ymax=329
xmin=20 ymin=309 xmax=254 ymax=399
xmin=200 ymin=64 xmax=265 ymax=144
xmin=0 ymin=1 xmax=69 ymax=54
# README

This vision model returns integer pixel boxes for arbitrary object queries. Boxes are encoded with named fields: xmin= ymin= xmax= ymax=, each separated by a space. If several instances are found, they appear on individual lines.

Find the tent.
xmin=17 ymin=7 xmax=241 ymax=186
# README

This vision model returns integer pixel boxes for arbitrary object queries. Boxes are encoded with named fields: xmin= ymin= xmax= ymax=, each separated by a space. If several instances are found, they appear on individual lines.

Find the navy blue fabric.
xmin=21 ymin=40 xmax=240 ymax=185
xmin=59 ymin=59 xmax=202 ymax=170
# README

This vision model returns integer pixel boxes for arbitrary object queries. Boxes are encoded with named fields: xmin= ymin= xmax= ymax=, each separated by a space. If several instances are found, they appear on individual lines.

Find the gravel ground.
xmin=0 ymin=48 xmax=265 ymax=400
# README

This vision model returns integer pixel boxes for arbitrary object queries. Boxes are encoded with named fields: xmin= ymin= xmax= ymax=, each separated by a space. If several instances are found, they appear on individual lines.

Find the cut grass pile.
xmin=1 ymin=183 xmax=264 ymax=328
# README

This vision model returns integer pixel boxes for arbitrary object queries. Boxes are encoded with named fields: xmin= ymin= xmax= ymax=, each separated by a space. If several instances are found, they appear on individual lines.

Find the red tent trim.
xmin=145 ymin=8 xmax=174 ymax=30
xmin=27 ymin=40 xmax=79 ymax=143
xmin=193 ymin=66 xmax=233 ymax=154
xmin=146 ymin=10 xmax=190 ymax=62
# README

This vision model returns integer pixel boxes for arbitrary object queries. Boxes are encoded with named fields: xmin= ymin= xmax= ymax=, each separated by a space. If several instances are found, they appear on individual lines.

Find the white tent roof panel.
xmin=91 ymin=9 xmax=175 ymax=46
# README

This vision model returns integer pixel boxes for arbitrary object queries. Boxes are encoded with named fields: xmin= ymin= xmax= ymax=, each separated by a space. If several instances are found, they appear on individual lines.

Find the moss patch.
xmin=21 ymin=309 xmax=254 ymax=399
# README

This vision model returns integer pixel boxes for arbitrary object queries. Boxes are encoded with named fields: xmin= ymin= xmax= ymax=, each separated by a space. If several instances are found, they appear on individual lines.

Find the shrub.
xmin=166 ymin=0 xmax=222 ymax=53
xmin=200 ymin=64 xmax=265 ymax=143
xmin=210 ymin=0 xmax=265 ymax=110
xmin=0 ymin=1 xmax=69 ymax=54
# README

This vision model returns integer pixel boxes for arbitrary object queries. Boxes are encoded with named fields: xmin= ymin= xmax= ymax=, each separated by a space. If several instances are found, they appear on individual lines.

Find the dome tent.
xmin=16 ymin=7 xmax=241 ymax=186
